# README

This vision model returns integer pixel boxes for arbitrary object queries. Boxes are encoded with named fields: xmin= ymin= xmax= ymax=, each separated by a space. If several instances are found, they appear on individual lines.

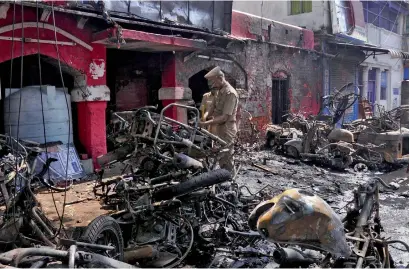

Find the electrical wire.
xmin=10 ymin=0 xmax=25 ymax=239
xmin=35 ymin=1 xmax=68 ymax=238
xmin=5 ymin=0 xmax=19 ymax=242
xmin=49 ymin=0 xmax=72 ymax=238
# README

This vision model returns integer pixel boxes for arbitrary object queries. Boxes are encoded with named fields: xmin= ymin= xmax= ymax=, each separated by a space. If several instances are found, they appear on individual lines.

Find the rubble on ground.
xmin=0 ymin=104 xmax=408 ymax=268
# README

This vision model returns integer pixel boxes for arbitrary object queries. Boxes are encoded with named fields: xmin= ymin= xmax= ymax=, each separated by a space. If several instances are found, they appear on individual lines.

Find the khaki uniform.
xmin=200 ymin=92 xmax=218 ymax=134
xmin=208 ymin=81 xmax=239 ymax=172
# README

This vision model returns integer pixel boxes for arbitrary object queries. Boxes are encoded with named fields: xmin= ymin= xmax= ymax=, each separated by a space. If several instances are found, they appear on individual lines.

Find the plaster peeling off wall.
xmin=89 ymin=59 xmax=105 ymax=80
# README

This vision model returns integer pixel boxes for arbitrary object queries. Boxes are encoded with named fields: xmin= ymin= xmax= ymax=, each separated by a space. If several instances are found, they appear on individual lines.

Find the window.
xmin=362 ymin=1 xmax=399 ymax=33
xmin=290 ymin=0 xmax=312 ymax=15
xmin=368 ymin=69 xmax=376 ymax=104
xmin=334 ymin=0 xmax=354 ymax=34
xmin=380 ymin=71 xmax=387 ymax=100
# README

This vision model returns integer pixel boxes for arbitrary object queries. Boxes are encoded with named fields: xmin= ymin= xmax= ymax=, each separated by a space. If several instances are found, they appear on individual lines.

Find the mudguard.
xmin=284 ymin=139 xmax=303 ymax=154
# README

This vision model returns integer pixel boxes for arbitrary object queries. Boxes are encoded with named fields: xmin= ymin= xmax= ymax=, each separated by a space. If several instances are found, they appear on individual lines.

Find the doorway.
xmin=271 ymin=78 xmax=290 ymax=124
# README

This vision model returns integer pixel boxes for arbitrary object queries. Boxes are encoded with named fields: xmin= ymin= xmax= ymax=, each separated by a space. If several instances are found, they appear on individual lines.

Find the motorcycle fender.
xmin=284 ymin=140 xmax=303 ymax=153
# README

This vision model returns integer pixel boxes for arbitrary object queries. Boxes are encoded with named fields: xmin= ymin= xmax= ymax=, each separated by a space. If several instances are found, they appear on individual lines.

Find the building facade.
xmin=0 ymin=1 xmax=324 ymax=167
xmin=234 ymin=0 xmax=409 ymax=113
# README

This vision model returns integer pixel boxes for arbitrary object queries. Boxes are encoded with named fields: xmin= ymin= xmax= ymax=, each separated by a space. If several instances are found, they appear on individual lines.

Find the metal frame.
xmin=153 ymin=103 xmax=200 ymax=155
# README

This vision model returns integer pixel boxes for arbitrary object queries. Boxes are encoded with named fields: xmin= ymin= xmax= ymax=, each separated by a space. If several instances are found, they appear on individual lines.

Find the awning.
xmin=388 ymin=49 xmax=409 ymax=59
xmin=329 ymin=42 xmax=409 ymax=59
xmin=329 ymin=42 xmax=389 ymax=54
xmin=93 ymin=27 xmax=207 ymax=52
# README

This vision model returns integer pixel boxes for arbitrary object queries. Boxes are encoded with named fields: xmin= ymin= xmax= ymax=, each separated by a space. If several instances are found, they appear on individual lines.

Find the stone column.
xmin=362 ymin=66 xmax=369 ymax=100
xmin=158 ymin=54 xmax=192 ymax=123
xmin=385 ymin=69 xmax=392 ymax=110
xmin=70 ymin=44 xmax=109 ymax=169
xmin=375 ymin=68 xmax=381 ymax=108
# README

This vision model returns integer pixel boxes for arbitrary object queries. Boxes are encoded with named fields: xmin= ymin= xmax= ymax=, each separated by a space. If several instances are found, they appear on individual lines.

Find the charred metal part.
xmin=29 ymin=258 xmax=49 ymax=268
xmin=28 ymin=220 xmax=56 ymax=248
xmin=224 ymin=228 xmax=260 ymax=237
xmin=252 ymin=188 xmax=351 ymax=258
xmin=150 ymin=171 xmax=188 ymax=185
xmin=153 ymin=103 xmax=200 ymax=155
xmin=97 ymin=144 xmax=134 ymax=167
xmin=124 ymin=245 xmax=158 ymax=263
xmin=69 ymin=245 xmax=76 ymax=269
xmin=8 ymin=248 xmax=136 ymax=268
xmin=174 ymin=153 xmax=203 ymax=170
xmin=272 ymin=247 xmax=315 ymax=266
xmin=59 ymin=238 xmax=116 ymax=251
xmin=354 ymin=163 xmax=368 ymax=172
xmin=32 ymin=207 xmax=55 ymax=237
xmin=0 ymin=217 xmax=23 ymax=243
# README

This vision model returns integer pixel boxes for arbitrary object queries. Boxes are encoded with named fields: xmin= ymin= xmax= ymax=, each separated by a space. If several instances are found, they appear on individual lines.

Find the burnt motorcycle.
xmin=84 ymin=169 xmax=232 ymax=268
xmin=249 ymin=177 xmax=409 ymax=268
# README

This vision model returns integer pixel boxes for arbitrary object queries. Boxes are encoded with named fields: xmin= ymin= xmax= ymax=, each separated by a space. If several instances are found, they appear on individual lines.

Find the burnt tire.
xmin=265 ymin=132 xmax=275 ymax=149
xmin=80 ymin=216 xmax=124 ymax=261
xmin=152 ymin=169 xmax=231 ymax=201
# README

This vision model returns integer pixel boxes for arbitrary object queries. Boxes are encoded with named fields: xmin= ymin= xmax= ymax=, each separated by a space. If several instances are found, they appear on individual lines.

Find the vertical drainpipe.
xmin=321 ymin=39 xmax=331 ymax=117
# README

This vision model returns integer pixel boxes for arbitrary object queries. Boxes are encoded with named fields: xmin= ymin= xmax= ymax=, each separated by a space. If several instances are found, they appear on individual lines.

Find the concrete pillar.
xmin=385 ymin=69 xmax=392 ymax=110
xmin=158 ymin=54 xmax=192 ymax=123
xmin=70 ymin=44 xmax=109 ymax=169
xmin=362 ymin=66 xmax=369 ymax=100
xmin=375 ymin=68 xmax=381 ymax=107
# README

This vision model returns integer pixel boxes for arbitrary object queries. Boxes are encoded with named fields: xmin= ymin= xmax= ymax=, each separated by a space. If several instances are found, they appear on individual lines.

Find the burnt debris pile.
xmin=265 ymin=105 xmax=409 ymax=172
xmin=0 ymin=103 xmax=408 ymax=268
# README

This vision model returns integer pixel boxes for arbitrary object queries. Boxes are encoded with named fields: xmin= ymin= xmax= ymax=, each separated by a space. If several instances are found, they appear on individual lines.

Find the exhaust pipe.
xmin=124 ymin=245 xmax=158 ymax=264
xmin=174 ymin=153 xmax=203 ymax=169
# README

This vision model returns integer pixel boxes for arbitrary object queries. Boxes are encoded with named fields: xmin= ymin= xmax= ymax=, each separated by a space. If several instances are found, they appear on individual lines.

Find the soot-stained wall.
xmin=177 ymin=40 xmax=323 ymax=132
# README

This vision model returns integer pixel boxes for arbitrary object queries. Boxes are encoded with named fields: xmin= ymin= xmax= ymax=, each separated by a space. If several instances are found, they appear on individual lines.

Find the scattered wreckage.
xmin=265 ymin=101 xmax=408 ymax=171
xmin=249 ymin=177 xmax=409 ymax=268
xmin=0 ymin=102 xmax=408 ymax=268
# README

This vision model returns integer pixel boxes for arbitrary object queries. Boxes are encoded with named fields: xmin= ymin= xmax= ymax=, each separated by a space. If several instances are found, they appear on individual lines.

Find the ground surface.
xmin=30 ymin=150 xmax=409 ymax=265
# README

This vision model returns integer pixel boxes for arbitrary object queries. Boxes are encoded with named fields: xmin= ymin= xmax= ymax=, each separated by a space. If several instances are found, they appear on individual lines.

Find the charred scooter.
xmin=248 ymin=177 xmax=409 ymax=268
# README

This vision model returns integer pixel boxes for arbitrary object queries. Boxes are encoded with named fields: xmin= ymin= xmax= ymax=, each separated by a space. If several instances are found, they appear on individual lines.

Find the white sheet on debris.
xmin=34 ymin=143 xmax=85 ymax=181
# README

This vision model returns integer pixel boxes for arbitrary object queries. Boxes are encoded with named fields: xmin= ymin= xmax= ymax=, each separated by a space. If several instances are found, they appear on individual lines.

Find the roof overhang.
xmin=329 ymin=42 xmax=409 ymax=59
xmin=93 ymin=27 xmax=207 ymax=52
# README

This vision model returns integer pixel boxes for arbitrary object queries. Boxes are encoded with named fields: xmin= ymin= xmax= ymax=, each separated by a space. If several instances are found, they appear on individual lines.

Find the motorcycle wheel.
xmin=80 ymin=215 xmax=125 ymax=261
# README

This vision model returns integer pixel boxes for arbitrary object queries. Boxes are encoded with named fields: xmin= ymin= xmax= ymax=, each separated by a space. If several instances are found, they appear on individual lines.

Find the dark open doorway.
xmin=189 ymin=68 xmax=237 ymax=108
xmin=271 ymin=78 xmax=290 ymax=124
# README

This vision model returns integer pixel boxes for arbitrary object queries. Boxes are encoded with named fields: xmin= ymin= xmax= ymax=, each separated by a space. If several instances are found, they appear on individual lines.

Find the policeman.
xmin=200 ymin=81 xmax=218 ymax=134
xmin=199 ymin=66 xmax=239 ymax=173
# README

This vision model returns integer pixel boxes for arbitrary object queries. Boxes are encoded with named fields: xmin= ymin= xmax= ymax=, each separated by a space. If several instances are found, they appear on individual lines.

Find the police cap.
xmin=204 ymin=66 xmax=224 ymax=79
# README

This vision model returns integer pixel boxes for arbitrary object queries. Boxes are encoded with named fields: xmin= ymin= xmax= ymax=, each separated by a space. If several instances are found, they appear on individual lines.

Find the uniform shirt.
xmin=209 ymin=81 xmax=239 ymax=122
xmin=208 ymin=81 xmax=239 ymax=143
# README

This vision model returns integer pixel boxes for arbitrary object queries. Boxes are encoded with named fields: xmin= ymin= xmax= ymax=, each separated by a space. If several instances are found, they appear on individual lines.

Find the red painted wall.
xmin=0 ymin=5 xmax=108 ymax=167
xmin=116 ymin=78 xmax=148 ymax=111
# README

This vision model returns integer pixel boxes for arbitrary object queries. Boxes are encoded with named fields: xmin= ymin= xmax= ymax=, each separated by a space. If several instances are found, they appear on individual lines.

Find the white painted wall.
xmin=233 ymin=0 xmax=406 ymax=111
xmin=232 ymin=0 xmax=331 ymax=32
xmin=366 ymin=19 xmax=404 ymax=50
xmin=363 ymin=54 xmax=404 ymax=111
